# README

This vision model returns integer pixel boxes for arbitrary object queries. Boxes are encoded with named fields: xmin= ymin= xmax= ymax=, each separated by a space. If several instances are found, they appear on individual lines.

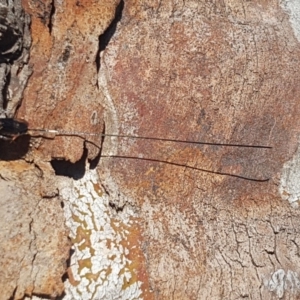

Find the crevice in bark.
xmin=89 ymin=122 xmax=105 ymax=169
xmin=50 ymin=147 xmax=88 ymax=180
xmin=109 ymin=201 xmax=125 ymax=213
xmin=1 ymin=67 xmax=10 ymax=110
xmin=61 ymin=247 xmax=74 ymax=283
xmin=31 ymin=292 xmax=65 ymax=300
xmin=100 ymin=181 xmax=110 ymax=196
xmin=8 ymin=287 xmax=17 ymax=300
xmin=95 ymin=0 xmax=124 ymax=73
xmin=42 ymin=193 xmax=59 ymax=199
xmin=48 ymin=0 xmax=56 ymax=34
xmin=88 ymin=147 xmax=101 ymax=170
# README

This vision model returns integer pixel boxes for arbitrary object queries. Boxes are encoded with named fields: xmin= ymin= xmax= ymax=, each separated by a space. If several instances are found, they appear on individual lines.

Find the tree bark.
xmin=1 ymin=0 xmax=300 ymax=299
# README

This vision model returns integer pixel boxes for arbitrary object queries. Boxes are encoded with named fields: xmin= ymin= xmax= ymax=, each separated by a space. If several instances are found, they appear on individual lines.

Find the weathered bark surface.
xmin=99 ymin=1 xmax=300 ymax=299
xmin=19 ymin=0 xmax=110 ymax=163
xmin=1 ymin=0 xmax=300 ymax=299
xmin=0 ymin=1 xmax=69 ymax=299
xmin=0 ymin=161 xmax=70 ymax=300
xmin=0 ymin=0 xmax=114 ymax=299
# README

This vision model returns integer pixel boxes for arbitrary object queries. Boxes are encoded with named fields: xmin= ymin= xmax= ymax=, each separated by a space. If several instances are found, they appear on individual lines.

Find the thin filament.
xmin=28 ymin=128 xmax=272 ymax=149
xmin=27 ymin=128 xmax=271 ymax=182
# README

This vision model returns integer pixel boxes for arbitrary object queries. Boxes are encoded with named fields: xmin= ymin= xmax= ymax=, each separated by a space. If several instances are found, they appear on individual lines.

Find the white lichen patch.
xmin=60 ymin=169 xmax=142 ymax=300
xmin=264 ymin=269 xmax=300 ymax=298
xmin=280 ymin=0 xmax=300 ymax=42
xmin=279 ymin=143 xmax=300 ymax=208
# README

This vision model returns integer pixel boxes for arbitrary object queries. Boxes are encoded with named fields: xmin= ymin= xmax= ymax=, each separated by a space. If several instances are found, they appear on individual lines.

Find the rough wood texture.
xmin=1 ymin=0 xmax=300 ymax=299
xmin=98 ymin=1 xmax=300 ymax=299
xmin=0 ymin=0 xmax=117 ymax=299
xmin=0 ymin=161 xmax=70 ymax=299
xmin=0 ymin=1 xmax=70 ymax=299
xmin=19 ymin=0 xmax=112 ymax=163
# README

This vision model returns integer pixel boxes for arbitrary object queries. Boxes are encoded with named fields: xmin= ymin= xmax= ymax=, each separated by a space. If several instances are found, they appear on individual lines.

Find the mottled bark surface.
xmin=0 ymin=1 xmax=69 ymax=299
xmin=99 ymin=1 xmax=300 ymax=298
xmin=0 ymin=161 xmax=70 ymax=299
xmin=1 ymin=0 xmax=300 ymax=299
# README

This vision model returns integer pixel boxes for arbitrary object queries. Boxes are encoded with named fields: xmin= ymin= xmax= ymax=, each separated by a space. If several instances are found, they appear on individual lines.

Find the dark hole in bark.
xmin=0 ymin=134 xmax=30 ymax=160
xmin=95 ymin=0 xmax=124 ymax=72
xmin=50 ymin=147 xmax=88 ymax=180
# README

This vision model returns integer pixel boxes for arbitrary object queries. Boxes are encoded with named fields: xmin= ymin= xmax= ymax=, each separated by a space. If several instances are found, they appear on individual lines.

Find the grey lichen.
xmin=0 ymin=0 xmax=32 ymax=117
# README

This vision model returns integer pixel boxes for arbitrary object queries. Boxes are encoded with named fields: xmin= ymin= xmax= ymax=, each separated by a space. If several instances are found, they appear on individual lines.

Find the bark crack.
xmin=48 ymin=0 xmax=56 ymax=34
xmin=95 ymin=0 xmax=124 ymax=73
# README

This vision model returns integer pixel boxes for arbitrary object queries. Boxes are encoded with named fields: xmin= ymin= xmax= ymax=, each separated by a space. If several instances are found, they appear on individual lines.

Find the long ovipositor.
xmin=0 ymin=118 xmax=272 ymax=149
xmin=0 ymin=118 xmax=272 ymax=182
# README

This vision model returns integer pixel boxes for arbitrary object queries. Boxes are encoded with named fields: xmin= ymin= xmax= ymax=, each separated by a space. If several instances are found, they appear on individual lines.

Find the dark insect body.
xmin=0 ymin=118 xmax=29 ymax=140
xmin=0 ymin=118 xmax=272 ymax=182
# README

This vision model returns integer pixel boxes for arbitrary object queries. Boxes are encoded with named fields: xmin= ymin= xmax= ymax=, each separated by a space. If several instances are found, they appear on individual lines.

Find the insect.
xmin=0 ymin=118 xmax=29 ymax=140
xmin=0 ymin=118 xmax=272 ymax=182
